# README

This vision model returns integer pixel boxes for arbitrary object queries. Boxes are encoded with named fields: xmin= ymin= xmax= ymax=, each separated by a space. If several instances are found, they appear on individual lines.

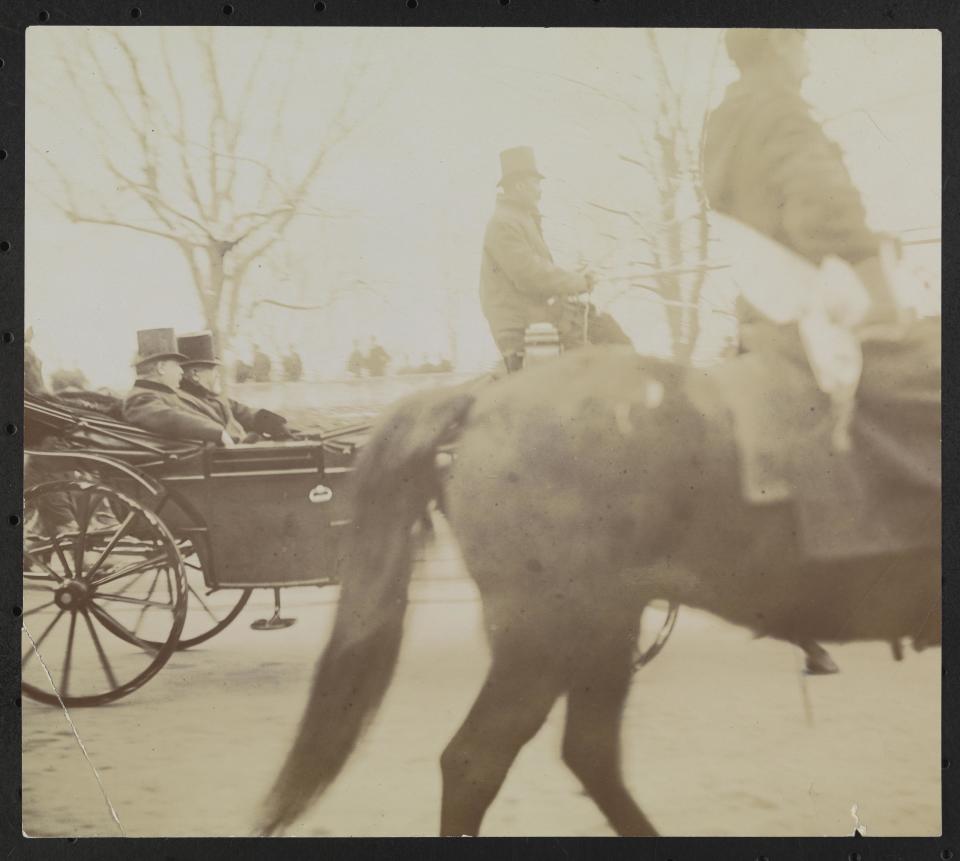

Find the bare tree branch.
xmin=63 ymin=213 xmax=187 ymax=242
xmin=223 ymin=31 xmax=274 ymax=205
xmin=548 ymin=71 xmax=645 ymax=116
xmin=200 ymin=30 xmax=229 ymax=224
xmin=160 ymin=30 xmax=212 ymax=222
xmin=586 ymin=201 xmax=646 ymax=226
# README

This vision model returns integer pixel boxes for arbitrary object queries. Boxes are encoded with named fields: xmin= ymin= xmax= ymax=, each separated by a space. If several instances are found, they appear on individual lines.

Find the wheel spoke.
xmin=164 ymin=567 xmax=174 ymax=606
xmin=89 ymin=552 xmax=171 ymax=588
xmin=23 ymin=548 xmax=65 ymax=582
xmin=24 ymin=579 xmax=61 ymax=591
xmin=81 ymin=608 xmax=119 ymax=691
xmin=61 ymin=611 xmax=79 ymax=700
xmin=84 ymin=511 xmax=137 ymax=582
xmin=88 ymin=601 xmax=157 ymax=653
xmin=72 ymin=490 xmax=105 ymax=577
xmin=49 ymin=533 xmax=76 ymax=579
xmin=131 ymin=570 xmax=163 ymax=636
xmin=22 ymin=608 xmax=66 ymax=668
xmin=106 ymin=572 xmax=142 ymax=599
xmin=186 ymin=581 xmax=220 ymax=623
xmin=23 ymin=599 xmax=58 ymax=618
xmin=71 ymin=492 xmax=91 ymax=577
xmin=94 ymin=591 xmax=174 ymax=610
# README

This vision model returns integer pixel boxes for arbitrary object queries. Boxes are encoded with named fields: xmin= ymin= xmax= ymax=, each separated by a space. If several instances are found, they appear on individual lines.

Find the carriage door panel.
xmin=183 ymin=445 xmax=355 ymax=589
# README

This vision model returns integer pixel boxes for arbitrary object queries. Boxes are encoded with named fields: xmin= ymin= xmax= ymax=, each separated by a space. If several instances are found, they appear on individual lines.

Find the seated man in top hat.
xmin=480 ymin=145 xmax=631 ymax=372
xmin=122 ymin=328 xmax=235 ymax=446
xmin=177 ymin=331 xmax=294 ymax=443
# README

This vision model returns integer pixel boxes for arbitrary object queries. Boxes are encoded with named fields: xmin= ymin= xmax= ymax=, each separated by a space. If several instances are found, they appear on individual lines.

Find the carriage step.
xmin=251 ymin=614 xmax=296 ymax=631
xmin=250 ymin=587 xmax=297 ymax=631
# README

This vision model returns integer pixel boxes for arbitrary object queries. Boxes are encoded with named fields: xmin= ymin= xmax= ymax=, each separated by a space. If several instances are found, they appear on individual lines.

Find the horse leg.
xmin=561 ymin=616 xmax=659 ymax=836
xmin=439 ymin=634 xmax=566 ymax=836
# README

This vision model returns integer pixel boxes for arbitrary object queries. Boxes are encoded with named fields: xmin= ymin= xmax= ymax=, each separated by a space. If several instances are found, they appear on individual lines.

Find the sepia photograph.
xmin=20 ymin=25 xmax=941 ymax=838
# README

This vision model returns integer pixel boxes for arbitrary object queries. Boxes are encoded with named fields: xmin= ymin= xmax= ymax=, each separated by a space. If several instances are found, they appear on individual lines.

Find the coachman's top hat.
xmin=133 ymin=328 xmax=186 ymax=366
xmin=177 ymin=331 xmax=221 ymax=367
xmin=497 ymin=146 xmax=545 ymax=187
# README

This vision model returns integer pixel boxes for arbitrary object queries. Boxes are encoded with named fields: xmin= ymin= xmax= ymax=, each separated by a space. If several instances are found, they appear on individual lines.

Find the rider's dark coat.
xmin=701 ymin=64 xmax=940 ymax=559
xmin=480 ymin=195 xmax=589 ymax=356
xmin=122 ymin=379 xmax=225 ymax=443
xmin=702 ymin=72 xmax=881 ymax=266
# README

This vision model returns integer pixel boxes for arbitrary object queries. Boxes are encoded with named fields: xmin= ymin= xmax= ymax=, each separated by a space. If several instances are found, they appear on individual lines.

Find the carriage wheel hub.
xmin=55 ymin=580 xmax=90 ymax=610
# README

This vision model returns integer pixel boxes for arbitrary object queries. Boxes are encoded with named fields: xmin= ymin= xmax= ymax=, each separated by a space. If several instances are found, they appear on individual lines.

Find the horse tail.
xmin=258 ymin=385 xmax=476 ymax=835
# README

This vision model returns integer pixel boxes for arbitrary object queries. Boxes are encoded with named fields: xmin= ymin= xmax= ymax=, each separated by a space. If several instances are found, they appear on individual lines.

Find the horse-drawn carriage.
xmin=21 ymin=360 xmax=679 ymax=707
xmin=21 ymin=393 xmax=369 ymax=707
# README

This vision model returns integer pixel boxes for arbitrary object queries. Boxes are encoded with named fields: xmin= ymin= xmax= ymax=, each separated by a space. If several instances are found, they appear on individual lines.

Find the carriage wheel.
xmin=164 ymin=536 xmax=252 ymax=649
xmin=633 ymin=600 xmax=680 ymax=670
xmin=21 ymin=480 xmax=187 ymax=707
xmin=110 ymin=491 xmax=254 ymax=649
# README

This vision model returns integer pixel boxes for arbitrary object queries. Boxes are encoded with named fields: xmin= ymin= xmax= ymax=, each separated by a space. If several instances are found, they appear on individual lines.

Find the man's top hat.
xmin=177 ymin=331 xmax=221 ymax=367
xmin=498 ymin=146 xmax=545 ymax=187
xmin=134 ymin=328 xmax=186 ymax=367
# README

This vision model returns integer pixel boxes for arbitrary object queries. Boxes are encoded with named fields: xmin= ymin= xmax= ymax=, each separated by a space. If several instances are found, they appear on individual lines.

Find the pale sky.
xmin=25 ymin=28 xmax=940 ymax=389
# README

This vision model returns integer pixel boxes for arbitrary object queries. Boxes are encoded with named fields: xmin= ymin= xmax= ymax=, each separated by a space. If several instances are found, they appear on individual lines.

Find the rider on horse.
xmin=480 ymin=146 xmax=632 ymax=372
xmin=704 ymin=29 xmax=900 ymax=328
xmin=702 ymin=29 xmax=941 ymax=673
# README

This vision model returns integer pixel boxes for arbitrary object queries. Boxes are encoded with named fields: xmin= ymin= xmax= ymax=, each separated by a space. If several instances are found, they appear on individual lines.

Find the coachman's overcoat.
xmin=479 ymin=196 xmax=589 ymax=356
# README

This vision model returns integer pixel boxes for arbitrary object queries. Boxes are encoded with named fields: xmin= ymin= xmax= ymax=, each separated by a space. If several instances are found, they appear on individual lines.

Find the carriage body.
xmin=151 ymin=440 xmax=356 ymax=589
xmin=21 ymin=388 xmax=675 ymax=709
xmin=21 ymin=394 xmax=369 ymax=706
xmin=25 ymin=395 xmax=365 ymax=591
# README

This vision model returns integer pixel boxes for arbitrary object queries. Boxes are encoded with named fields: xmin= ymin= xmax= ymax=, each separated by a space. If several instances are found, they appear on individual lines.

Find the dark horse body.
xmin=261 ymin=346 xmax=940 ymax=836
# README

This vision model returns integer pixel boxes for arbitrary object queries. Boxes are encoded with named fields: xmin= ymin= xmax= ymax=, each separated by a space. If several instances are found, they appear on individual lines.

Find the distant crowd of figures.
xmin=346 ymin=338 xmax=454 ymax=378
xmin=234 ymin=347 xmax=303 ymax=384
xmin=24 ymin=333 xmax=454 ymax=394
xmin=396 ymin=357 xmax=454 ymax=376
xmin=347 ymin=339 xmax=390 ymax=378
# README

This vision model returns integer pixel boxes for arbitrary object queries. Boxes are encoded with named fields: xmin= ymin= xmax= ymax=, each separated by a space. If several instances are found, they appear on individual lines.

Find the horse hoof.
xmin=804 ymin=654 xmax=840 ymax=675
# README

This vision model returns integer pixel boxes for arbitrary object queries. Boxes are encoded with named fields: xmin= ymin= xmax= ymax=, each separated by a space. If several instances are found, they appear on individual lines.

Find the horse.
xmin=259 ymin=345 xmax=941 ymax=837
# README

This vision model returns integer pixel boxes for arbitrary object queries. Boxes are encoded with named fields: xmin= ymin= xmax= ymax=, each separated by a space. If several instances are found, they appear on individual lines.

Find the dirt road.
xmin=22 ymin=525 xmax=940 ymax=837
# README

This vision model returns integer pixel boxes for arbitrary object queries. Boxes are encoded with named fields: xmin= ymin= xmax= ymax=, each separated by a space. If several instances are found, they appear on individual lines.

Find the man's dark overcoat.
xmin=122 ymin=380 xmax=225 ymax=443
xmin=180 ymin=378 xmax=291 ymax=441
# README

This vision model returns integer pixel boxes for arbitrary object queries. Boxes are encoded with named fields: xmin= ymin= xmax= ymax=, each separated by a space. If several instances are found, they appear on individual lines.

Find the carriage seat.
xmin=26 ymin=391 xmax=373 ymax=471
xmin=27 ymin=392 xmax=208 ymax=463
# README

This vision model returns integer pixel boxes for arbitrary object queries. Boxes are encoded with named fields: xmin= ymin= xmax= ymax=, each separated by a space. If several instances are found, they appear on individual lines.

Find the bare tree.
xmin=29 ymin=28 xmax=392 ymax=357
xmin=562 ymin=30 xmax=723 ymax=363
